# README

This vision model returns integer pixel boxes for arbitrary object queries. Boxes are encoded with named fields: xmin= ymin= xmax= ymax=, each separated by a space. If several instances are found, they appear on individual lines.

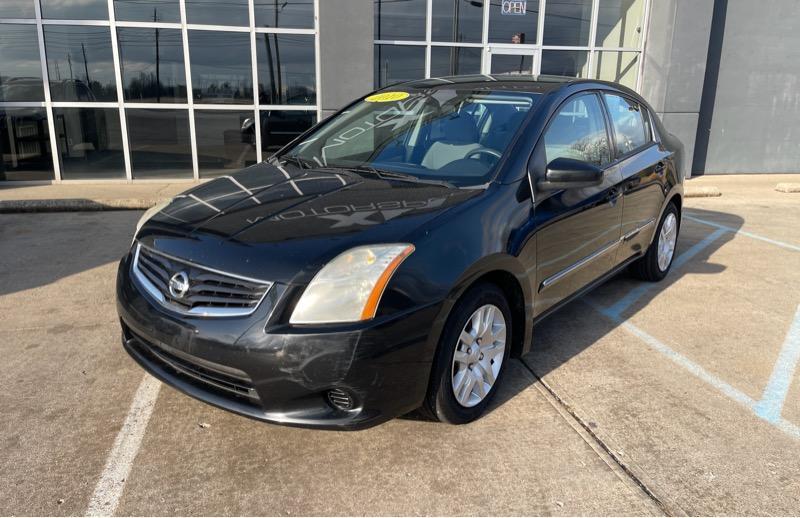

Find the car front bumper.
xmin=116 ymin=252 xmax=442 ymax=430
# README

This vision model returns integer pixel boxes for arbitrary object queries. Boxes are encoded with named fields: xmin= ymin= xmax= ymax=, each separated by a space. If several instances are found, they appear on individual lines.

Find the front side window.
xmin=283 ymin=88 xmax=539 ymax=186
xmin=544 ymin=94 xmax=611 ymax=166
xmin=603 ymin=93 xmax=650 ymax=155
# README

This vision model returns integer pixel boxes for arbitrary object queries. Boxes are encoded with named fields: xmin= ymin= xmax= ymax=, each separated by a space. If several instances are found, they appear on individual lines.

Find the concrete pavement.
xmin=1 ymin=174 xmax=799 ymax=515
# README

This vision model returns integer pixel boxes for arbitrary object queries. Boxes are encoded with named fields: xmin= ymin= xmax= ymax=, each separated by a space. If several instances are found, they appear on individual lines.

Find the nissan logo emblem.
xmin=168 ymin=271 xmax=190 ymax=299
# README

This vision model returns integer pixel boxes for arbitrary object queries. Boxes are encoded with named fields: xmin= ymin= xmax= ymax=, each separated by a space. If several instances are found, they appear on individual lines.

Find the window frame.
xmin=600 ymin=91 xmax=655 ymax=162
xmin=537 ymin=90 xmax=615 ymax=171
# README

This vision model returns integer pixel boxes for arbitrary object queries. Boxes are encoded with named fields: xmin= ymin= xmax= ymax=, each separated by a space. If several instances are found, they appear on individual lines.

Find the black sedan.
xmin=117 ymin=75 xmax=683 ymax=429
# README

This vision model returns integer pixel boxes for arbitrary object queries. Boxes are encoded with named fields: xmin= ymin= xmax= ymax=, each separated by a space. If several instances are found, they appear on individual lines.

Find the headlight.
xmin=133 ymin=198 xmax=171 ymax=243
xmin=290 ymin=244 xmax=415 ymax=325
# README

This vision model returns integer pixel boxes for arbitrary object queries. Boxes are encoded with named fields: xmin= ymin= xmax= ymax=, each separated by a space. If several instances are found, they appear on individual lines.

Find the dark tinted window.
xmin=431 ymin=0 xmax=483 ymax=43
xmin=542 ymin=0 xmax=592 ymax=46
xmin=0 ymin=108 xmax=54 ymax=181
xmin=430 ymin=46 xmax=482 ymax=77
xmin=257 ymin=34 xmax=316 ymax=105
xmin=114 ymin=0 xmax=180 ymax=23
xmin=195 ymin=110 xmax=257 ymax=178
xmin=53 ymin=108 xmax=125 ymax=179
xmin=540 ymin=50 xmax=589 ymax=77
xmin=41 ymin=0 xmax=109 ymax=19
xmin=0 ymin=0 xmax=35 ymax=18
xmin=44 ymin=25 xmax=117 ymax=102
xmin=544 ymin=94 xmax=611 ymax=166
xmin=374 ymin=0 xmax=426 ymax=41
xmin=260 ymin=110 xmax=315 ymax=159
xmin=490 ymin=54 xmax=533 ymax=75
xmin=189 ymin=31 xmax=253 ymax=104
xmin=604 ymin=93 xmax=650 ymax=154
xmin=0 ymin=24 xmax=45 ymax=102
xmin=118 ymin=28 xmax=187 ymax=103
xmin=255 ymin=0 xmax=314 ymax=28
xmin=374 ymin=45 xmax=425 ymax=88
xmin=185 ymin=0 xmax=249 ymax=26
xmin=488 ymin=0 xmax=538 ymax=44
xmin=127 ymin=109 xmax=193 ymax=178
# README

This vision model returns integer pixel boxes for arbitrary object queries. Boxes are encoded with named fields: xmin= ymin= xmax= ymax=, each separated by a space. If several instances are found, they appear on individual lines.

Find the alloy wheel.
xmin=450 ymin=304 xmax=506 ymax=408
xmin=657 ymin=212 xmax=678 ymax=271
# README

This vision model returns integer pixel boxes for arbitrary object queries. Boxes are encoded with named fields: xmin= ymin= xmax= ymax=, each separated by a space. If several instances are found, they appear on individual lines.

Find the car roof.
xmin=395 ymin=74 xmax=633 ymax=97
xmin=397 ymin=74 xmax=582 ymax=93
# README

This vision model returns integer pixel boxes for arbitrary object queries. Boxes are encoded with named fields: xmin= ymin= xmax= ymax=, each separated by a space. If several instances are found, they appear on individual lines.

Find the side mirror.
xmin=538 ymin=157 xmax=604 ymax=191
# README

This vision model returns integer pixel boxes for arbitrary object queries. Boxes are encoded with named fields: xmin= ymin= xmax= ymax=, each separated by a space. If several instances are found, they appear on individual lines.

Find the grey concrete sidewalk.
xmin=1 ymin=173 xmax=797 ymax=212
xmin=0 ymin=182 xmax=194 ymax=211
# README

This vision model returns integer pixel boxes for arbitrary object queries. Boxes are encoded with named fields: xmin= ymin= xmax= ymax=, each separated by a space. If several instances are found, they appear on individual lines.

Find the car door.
xmin=531 ymin=92 xmax=624 ymax=316
xmin=601 ymin=93 xmax=668 ymax=263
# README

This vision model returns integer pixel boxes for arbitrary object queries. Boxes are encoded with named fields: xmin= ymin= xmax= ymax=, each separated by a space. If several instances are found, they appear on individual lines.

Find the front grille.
xmin=125 ymin=326 xmax=259 ymax=402
xmin=132 ymin=244 xmax=272 ymax=317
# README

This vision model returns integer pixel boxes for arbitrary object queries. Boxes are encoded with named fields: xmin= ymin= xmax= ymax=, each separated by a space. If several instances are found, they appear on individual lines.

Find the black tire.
xmin=630 ymin=202 xmax=680 ymax=282
xmin=425 ymin=282 xmax=513 ymax=424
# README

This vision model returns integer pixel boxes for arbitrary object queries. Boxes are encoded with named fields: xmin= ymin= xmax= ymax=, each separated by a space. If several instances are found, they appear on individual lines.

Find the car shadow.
xmin=0 ymin=210 xmax=142 ymax=297
xmin=400 ymin=206 xmax=743 ymax=422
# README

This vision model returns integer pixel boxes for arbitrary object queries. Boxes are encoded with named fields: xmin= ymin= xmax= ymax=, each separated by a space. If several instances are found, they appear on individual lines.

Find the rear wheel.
xmin=425 ymin=283 xmax=512 ymax=424
xmin=630 ymin=202 xmax=680 ymax=282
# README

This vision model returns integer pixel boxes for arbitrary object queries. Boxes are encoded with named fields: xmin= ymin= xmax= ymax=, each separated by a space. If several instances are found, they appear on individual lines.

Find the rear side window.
xmin=603 ymin=93 xmax=650 ymax=155
xmin=543 ymin=93 xmax=611 ymax=166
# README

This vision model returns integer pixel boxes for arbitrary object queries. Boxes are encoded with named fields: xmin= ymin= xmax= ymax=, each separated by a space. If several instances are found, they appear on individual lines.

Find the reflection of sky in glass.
xmin=44 ymin=25 xmax=117 ymax=101
xmin=189 ymin=31 xmax=253 ymax=104
xmin=254 ymin=0 xmax=314 ymax=28
xmin=41 ymin=0 xmax=110 ymax=20
xmin=0 ymin=24 xmax=44 ymax=102
xmin=114 ymin=0 xmax=180 ymax=23
xmin=118 ymin=28 xmax=187 ymax=103
xmin=374 ymin=0 xmax=427 ymax=40
xmin=431 ymin=0 xmax=483 ymax=43
xmin=0 ymin=0 xmax=36 ymax=18
xmin=186 ymin=0 xmax=249 ymax=26
xmin=257 ymin=34 xmax=316 ymax=105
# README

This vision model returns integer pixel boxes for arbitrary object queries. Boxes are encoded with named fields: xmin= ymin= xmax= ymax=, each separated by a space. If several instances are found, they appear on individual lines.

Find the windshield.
xmin=281 ymin=88 xmax=541 ymax=186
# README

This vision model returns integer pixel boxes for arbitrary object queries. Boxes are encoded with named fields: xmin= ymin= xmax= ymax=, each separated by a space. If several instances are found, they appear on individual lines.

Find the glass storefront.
xmin=374 ymin=0 xmax=647 ymax=88
xmin=0 ymin=0 xmax=648 ymax=182
xmin=0 ymin=0 xmax=318 ymax=181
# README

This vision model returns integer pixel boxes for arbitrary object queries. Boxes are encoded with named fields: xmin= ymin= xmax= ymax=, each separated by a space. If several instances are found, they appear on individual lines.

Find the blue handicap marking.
xmin=754 ymin=305 xmax=800 ymax=423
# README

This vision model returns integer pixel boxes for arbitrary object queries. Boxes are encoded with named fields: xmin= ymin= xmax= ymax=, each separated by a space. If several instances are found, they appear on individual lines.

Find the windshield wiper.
xmin=277 ymin=155 xmax=312 ymax=170
xmin=348 ymin=165 xmax=456 ymax=188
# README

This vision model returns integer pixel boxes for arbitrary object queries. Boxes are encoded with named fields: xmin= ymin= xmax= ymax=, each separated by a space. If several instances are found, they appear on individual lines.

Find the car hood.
xmin=137 ymin=161 xmax=481 ymax=283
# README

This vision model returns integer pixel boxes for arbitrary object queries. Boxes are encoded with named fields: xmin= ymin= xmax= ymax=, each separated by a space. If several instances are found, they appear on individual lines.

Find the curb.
xmin=684 ymin=186 xmax=722 ymax=198
xmin=775 ymin=183 xmax=800 ymax=193
xmin=0 ymin=198 xmax=165 ymax=213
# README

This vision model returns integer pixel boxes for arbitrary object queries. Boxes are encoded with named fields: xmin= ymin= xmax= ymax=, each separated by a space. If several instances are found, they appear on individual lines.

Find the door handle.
xmin=605 ymin=187 xmax=622 ymax=205
xmin=654 ymin=161 xmax=666 ymax=175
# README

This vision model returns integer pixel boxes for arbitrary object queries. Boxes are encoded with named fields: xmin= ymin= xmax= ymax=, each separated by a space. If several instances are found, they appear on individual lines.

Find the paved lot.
xmin=1 ymin=175 xmax=799 ymax=515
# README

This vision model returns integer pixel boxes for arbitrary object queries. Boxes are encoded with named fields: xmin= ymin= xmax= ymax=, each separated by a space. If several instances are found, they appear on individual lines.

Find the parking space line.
xmin=587 ymin=300 xmax=800 ymax=440
xmin=602 ymin=228 xmax=727 ymax=318
xmin=754 ymin=305 xmax=800 ymax=422
xmin=684 ymin=214 xmax=800 ymax=252
xmin=86 ymin=374 xmax=161 ymax=516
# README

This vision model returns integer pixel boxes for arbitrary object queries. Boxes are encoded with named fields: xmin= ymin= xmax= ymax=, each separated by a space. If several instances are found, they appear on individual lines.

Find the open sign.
xmin=501 ymin=0 xmax=527 ymax=15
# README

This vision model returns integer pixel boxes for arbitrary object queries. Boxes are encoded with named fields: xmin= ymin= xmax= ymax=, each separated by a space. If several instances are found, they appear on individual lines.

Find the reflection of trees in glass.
xmin=118 ymin=28 xmax=186 ymax=103
xmin=125 ymin=72 xmax=187 ymax=102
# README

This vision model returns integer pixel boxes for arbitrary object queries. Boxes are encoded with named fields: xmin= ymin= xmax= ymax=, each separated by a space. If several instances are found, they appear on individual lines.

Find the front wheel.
xmin=425 ymin=283 xmax=512 ymax=424
xmin=630 ymin=202 xmax=680 ymax=282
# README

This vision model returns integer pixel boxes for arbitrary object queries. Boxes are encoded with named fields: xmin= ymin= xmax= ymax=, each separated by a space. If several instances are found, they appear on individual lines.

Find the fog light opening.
xmin=327 ymin=388 xmax=355 ymax=411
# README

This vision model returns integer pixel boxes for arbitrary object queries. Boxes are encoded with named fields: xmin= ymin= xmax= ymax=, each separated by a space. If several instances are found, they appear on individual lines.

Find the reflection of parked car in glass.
xmin=118 ymin=76 xmax=683 ymax=430
xmin=0 ymin=78 xmax=44 ymax=102
xmin=239 ymin=110 xmax=316 ymax=154
xmin=50 ymin=79 xmax=98 ymax=102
